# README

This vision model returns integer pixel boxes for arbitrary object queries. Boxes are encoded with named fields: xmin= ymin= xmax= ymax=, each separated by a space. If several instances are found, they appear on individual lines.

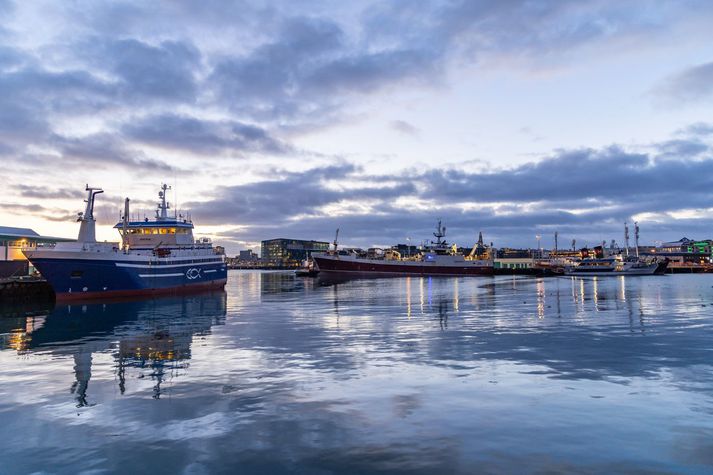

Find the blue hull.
xmin=31 ymin=257 xmax=227 ymax=300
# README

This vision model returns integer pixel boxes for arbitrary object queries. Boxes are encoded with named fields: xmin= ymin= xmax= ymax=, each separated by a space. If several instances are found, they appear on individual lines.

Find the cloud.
xmin=1 ymin=0 xmax=712 ymax=252
xmin=93 ymin=38 xmax=201 ymax=103
xmin=209 ymin=15 xmax=441 ymax=124
xmin=49 ymin=133 xmax=177 ymax=172
xmin=11 ymin=185 xmax=85 ymax=200
xmin=0 ymin=202 xmax=77 ymax=222
xmin=657 ymin=61 xmax=713 ymax=104
xmin=676 ymin=122 xmax=713 ymax=137
xmin=390 ymin=120 xmax=420 ymax=136
xmin=188 ymin=137 xmax=713 ymax=249
xmin=123 ymin=113 xmax=291 ymax=156
xmin=185 ymin=163 xmax=417 ymax=226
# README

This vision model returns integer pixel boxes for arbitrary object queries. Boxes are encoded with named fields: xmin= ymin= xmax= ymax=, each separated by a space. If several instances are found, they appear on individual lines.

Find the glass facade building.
xmin=261 ymin=238 xmax=330 ymax=266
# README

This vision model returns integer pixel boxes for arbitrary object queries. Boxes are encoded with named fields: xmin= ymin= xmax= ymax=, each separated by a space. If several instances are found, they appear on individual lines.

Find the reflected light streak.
xmin=406 ymin=276 xmax=412 ymax=319
xmin=536 ymin=279 xmax=545 ymax=319
xmin=619 ymin=276 xmax=626 ymax=302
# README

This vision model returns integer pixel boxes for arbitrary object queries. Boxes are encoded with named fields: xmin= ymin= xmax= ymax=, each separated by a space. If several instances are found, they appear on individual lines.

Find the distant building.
xmin=393 ymin=243 xmax=419 ymax=257
xmin=644 ymin=237 xmax=713 ymax=265
xmin=659 ymin=238 xmax=712 ymax=255
xmin=238 ymin=250 xmax=258 ymax=261
xmin=0 ymin=226 xmax=73 ymax=277
xmin=260 ymin=238 xmax=330 ymax=266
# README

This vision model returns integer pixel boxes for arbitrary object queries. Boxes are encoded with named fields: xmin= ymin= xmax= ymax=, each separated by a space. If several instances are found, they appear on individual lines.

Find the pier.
xmin=0 ymin=277 xmax=55 ymax=304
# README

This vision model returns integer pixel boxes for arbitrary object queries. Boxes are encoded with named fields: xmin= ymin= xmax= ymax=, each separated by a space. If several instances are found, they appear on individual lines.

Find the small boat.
xmin=295 ymin=258 xmax=319 ymax=277
xmin=564 ymin=255 xmax=665 ymax=276
xmin=565 ymin=221 xmax=667 ymax=276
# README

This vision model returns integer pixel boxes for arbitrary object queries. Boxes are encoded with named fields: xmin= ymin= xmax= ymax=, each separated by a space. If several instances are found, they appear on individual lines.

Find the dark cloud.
xmin=0 ymin=45 xmax=22 ymax=69
xmin=185 ymin=163 xmax=417 ymax=225
xmin=209 ymin=16 xmax=440 ymax=123
xmin=190 ymin=139 xmax=713 ymax=249
xmin=420 ymin=142 xmax=713 ymax=204
xmin=123 ymin=113 xmax=291 ymax=156
xmin=11 ymin=185 xmax=85 ymax=200
xmin=49 ymin=133 xmax=176 ymax=172
xmin=95 ymin=38 xmax=201 ymax=103
xmin=0 ymin=202 xmax=77 ymax=222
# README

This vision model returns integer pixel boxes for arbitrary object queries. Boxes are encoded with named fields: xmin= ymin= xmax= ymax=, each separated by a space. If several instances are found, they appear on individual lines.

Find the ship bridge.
xmin=113 ymin=184 xmax=196 ymax=249
xmin=113 ymin=219 xmax=196 ymax=248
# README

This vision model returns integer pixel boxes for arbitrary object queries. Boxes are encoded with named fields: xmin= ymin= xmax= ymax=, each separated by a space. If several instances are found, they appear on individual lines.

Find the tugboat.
xmin=312 ymin=221 xmax=493 ymax=276
xmin=295 ymin=258 xmax=319 ymax=277
xmin=24 ymin=185 xmax=227 ymax=300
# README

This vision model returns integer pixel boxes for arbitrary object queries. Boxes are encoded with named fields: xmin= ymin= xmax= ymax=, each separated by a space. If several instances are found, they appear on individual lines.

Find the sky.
xmin=1 ymin=0 xmax=713 ymax=254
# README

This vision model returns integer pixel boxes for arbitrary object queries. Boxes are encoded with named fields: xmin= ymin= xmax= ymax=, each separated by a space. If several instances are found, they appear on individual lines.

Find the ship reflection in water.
xmin=0 ymin=292 xmax=227 ymax=408
xmin=2 ymin=272 xmax=713 ymax=474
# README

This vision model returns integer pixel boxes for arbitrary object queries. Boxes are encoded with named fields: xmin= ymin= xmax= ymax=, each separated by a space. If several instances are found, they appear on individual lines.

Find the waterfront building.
xmin=260 ymin=238 xmax=330 ymax=266
xmin=644 ymin=237 xmax=713 ymax=268
xmin=0 ymin=226 xmax=73 ymax=277
xmin=494 ymin=248 xmax=536 ymax=270
xmin=659 ymin=238 xmax=712 ymax=255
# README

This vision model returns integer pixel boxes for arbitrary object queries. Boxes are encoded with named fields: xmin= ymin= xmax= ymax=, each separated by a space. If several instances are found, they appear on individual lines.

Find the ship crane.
xmin=333 ymin=228 xmax=340 ymax=252
xmin=468 ymin=231 xmax=485 ymax=259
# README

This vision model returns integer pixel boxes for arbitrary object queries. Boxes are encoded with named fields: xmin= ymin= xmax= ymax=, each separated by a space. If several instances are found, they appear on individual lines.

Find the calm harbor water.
xmin=1 ymin=271 xmax=712 ymax=474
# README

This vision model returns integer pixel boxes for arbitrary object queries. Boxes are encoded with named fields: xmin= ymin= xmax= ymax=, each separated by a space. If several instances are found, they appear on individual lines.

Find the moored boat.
xmin=564 ymin=255 xmax=666 ymax=276
xmin=24 ymin=185 xmax=227 ymax=300
xmin=313 ymin=221 xmax=493 ymax=276
xmin=295 ymin=258 xmax=319 ymax=277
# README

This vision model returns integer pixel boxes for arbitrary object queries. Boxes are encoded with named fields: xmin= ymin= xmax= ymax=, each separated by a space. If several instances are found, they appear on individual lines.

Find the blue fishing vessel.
xmin=24 ymin=185 xmax=227 ymax=300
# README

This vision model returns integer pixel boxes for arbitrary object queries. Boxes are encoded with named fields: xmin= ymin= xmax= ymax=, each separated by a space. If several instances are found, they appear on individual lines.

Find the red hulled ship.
xmin=312 ymin=221 xmax=493 ymax=277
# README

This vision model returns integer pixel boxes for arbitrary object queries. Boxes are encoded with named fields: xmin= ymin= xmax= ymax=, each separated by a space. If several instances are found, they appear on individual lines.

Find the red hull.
xmin=54 ymin=279 xmax=227 ymax=302
xmin=314 ymin=257 xmax=493 ymax=276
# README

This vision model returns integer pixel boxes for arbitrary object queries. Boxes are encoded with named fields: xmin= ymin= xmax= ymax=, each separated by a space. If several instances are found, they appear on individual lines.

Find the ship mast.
xmin=77 ymin=185 xmax=104 ymax=243
xmin=624 ymin=222 xmax=630 ymax=257
xmin=121 ymin=198 xmax=130 ymax=251
xmin=433 ymin=219 xmax=446 ymax=245
xmin=157 ymin=184 xmax=171 ymax=220
xmin=634 ymin=221 xmax=640 ymax=258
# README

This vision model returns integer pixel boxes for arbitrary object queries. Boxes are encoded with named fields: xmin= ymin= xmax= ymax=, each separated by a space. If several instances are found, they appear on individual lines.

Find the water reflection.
xmin=1 ymin=273 xmax=712 ymax=474
xmin=2 ymin=292 xmax=226 ymax=406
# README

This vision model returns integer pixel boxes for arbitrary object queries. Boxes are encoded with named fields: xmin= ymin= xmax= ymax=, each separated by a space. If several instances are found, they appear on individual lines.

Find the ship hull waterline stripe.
xmin=116 ymin=261 xmax=224 ymax=269
xmin=138 ymin=273 xmax=185 ymax=278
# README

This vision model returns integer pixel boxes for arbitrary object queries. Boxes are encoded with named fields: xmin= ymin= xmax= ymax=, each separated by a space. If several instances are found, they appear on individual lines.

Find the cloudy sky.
xmin=1 ymin=0 xmax=713 ymax=253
